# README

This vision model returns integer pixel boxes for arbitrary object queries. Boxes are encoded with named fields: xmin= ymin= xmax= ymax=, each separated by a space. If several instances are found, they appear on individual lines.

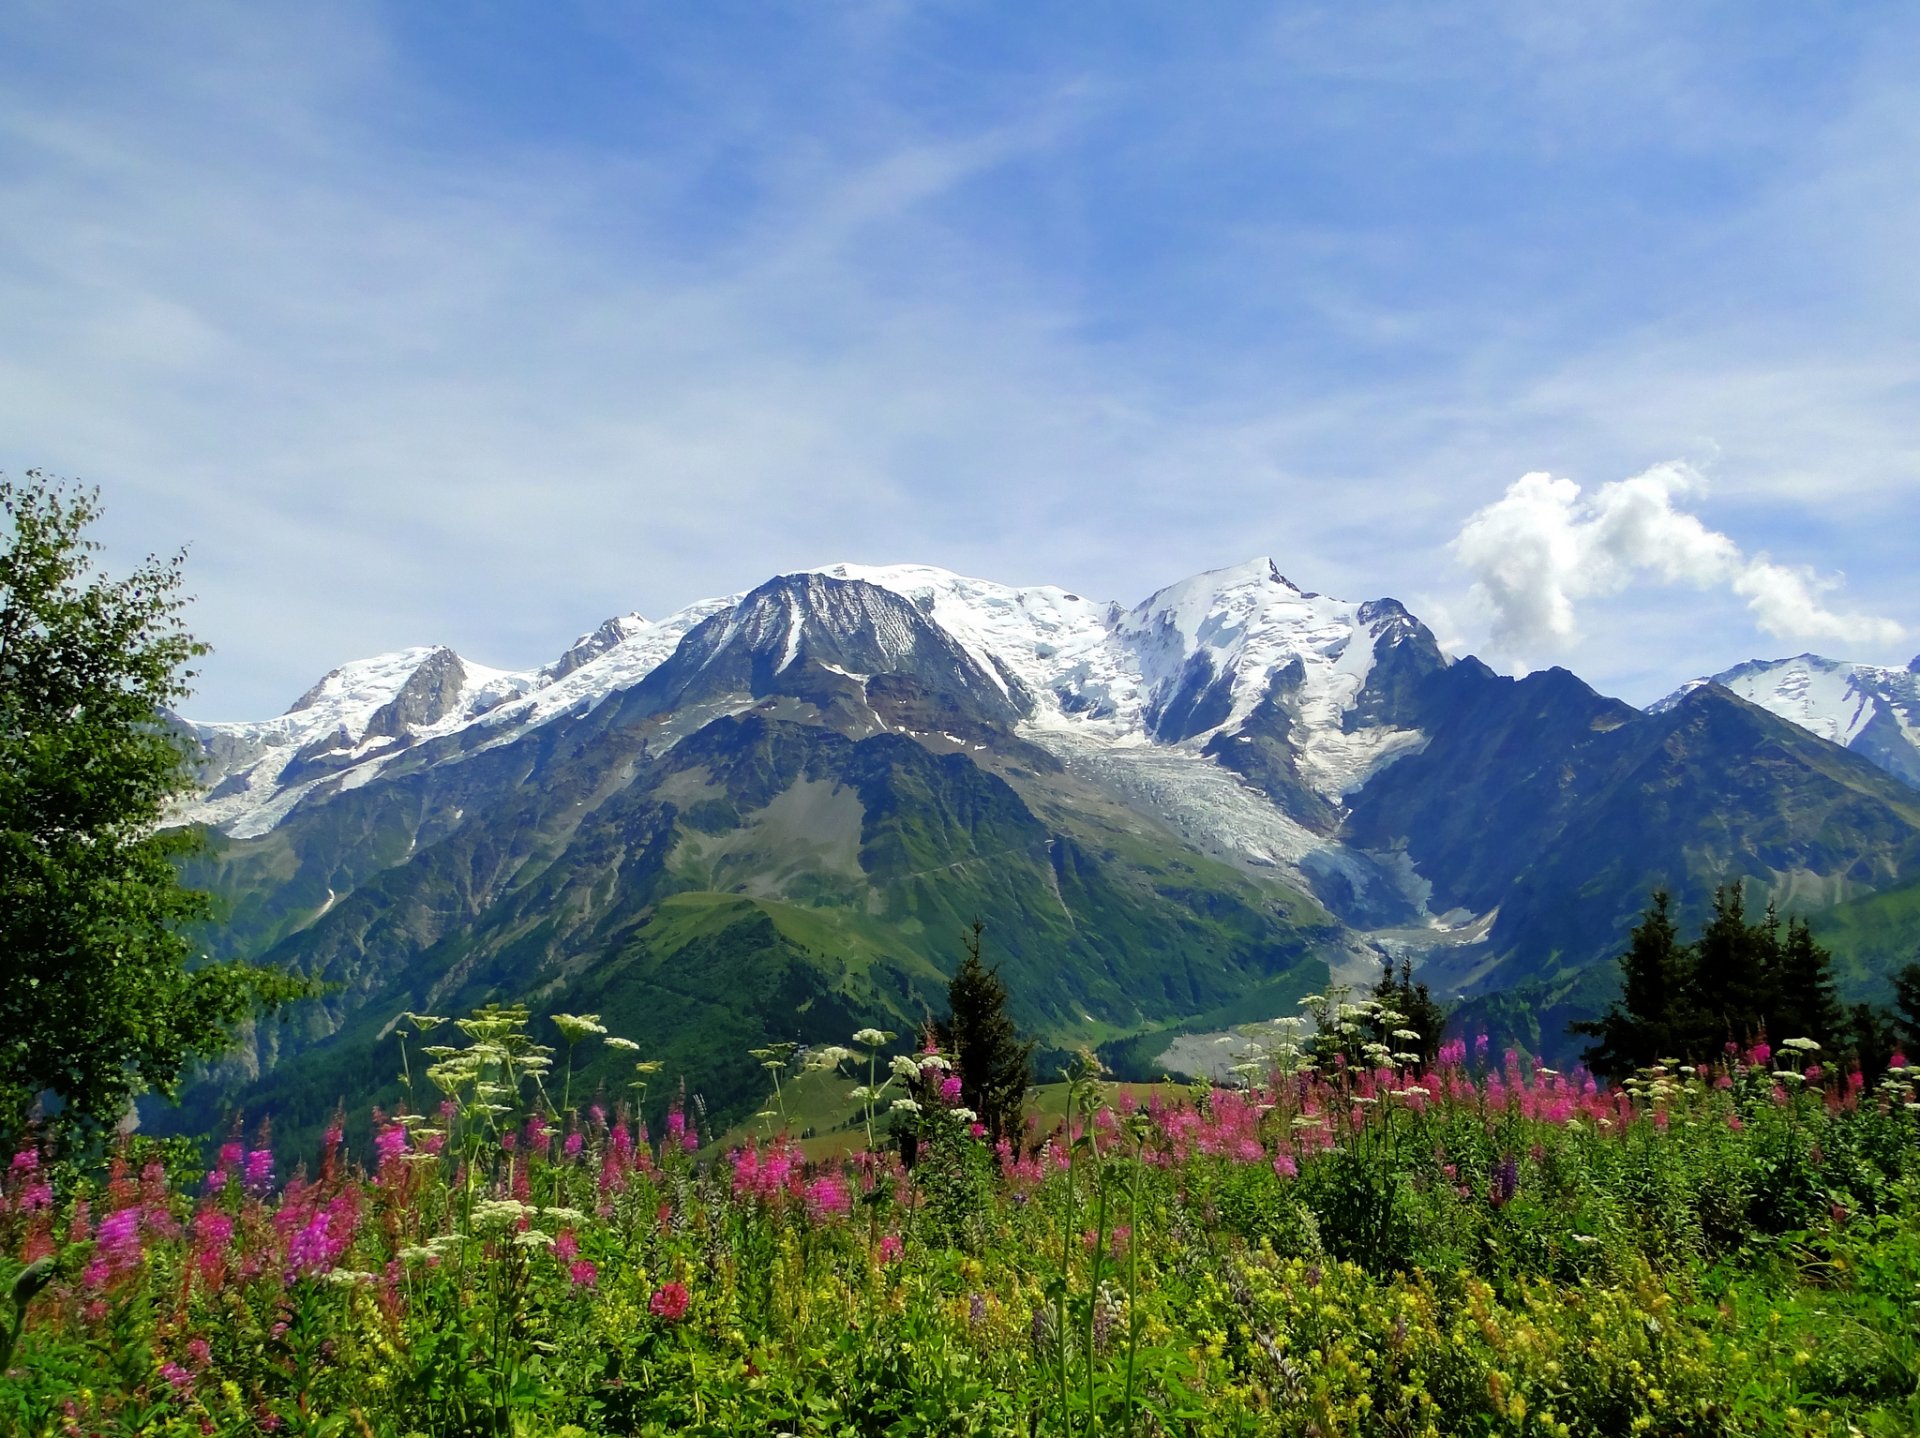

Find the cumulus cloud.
xmin=1454 ymin=462 xmax=1906 ymax=656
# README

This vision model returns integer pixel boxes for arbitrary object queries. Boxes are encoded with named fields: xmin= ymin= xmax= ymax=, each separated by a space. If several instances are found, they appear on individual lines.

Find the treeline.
xmin=1577 ymin=885 xmax=1920 ymax=1078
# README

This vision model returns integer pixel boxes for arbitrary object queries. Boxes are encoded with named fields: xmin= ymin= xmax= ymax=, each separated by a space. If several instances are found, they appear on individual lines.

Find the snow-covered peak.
xmin=544 ymin=613 xmax=652 ymax=681
xmin=176 ymin=558 xmax=1451 ymax=836
xmin=811 ymin=562 xmax=1115 ymax=699
xmin=1111 ymin=559 xmax=1402 ymax=737
xmin=1655 ymin=653 xmax=1920 ymax=789
xmin=1662 ymin=654 xmax=1912 ymax=744
xmin=182 ymin=645 xmax=544 ymax=836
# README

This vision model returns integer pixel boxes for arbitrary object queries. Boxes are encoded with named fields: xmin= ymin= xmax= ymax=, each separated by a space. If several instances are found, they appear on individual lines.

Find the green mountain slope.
xmin=163 ymin=708 xmax=1334 ymax=1143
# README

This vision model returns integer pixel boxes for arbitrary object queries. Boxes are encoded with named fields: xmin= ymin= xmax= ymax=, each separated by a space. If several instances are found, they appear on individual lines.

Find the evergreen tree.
xmin=1369 ymin=956 xmax=1446 ymax=1064
xmin=0 ymin=474 xmax=309 ymax=1149
xmin=1772 ymin=916 xmax=1841 ymax=1048
xmin=1689 ymin=885 xmax=1772 ymax=1050
xmin=1577 ymin=883 xmax=1849 ymax=1078
xmin=940 ymin=920 xmax=1034 ymax=1149
xmin=1846 ymin=1001 xmax=1899 ymax=1079
xmin=1891 ymin=959 xmax=1920 ymax=1058
xmin=1574 ymin=890 xmax=1694 ymax=1078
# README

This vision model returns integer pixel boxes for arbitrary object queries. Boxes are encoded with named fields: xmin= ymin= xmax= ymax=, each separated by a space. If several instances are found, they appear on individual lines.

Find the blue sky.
xmin=2 ymin=2 xmax=1915 ymax=717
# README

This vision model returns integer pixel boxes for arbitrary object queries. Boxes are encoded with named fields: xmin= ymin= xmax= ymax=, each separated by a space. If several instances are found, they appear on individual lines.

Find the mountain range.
xmin=161 ymin=560 xmax=1920 ymax=1136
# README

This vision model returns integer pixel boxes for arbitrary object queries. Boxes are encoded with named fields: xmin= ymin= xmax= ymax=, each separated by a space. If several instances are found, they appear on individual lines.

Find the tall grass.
xmin=3 ymin=1001 xmax=1918 ymax=1436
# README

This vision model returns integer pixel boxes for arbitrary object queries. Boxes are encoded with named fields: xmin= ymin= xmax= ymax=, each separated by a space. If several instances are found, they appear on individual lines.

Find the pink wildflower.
xmin=374 ymin=1123 xmax=408 ymax=1168
xmin=91 ymin=1205 xmax=143 ymax=1286
xmin=243 ymin=1149 xmax=274 ymax=1196
xmin=649 ymin=1280 xmax=690 ymax=1321
xmin=569 ymin=1259 xmax=598 ymax=1288
xmin=804 ymin=1174 xmax=851 ymax=1219
xmin=877 ymin=1234 xmax=903 ymax=1264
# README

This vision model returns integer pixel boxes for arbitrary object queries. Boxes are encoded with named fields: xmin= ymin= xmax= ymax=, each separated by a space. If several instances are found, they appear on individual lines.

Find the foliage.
xmin=0 ymin=474 xmax=310 ymax=1151
xmin=939 ymin=920 xmax=1035 ymax=1150
xmin=1577 ymin=886 xmax=1846 ymax=1078
xmin=5 ymin=994 xmax=1920 ymax=1435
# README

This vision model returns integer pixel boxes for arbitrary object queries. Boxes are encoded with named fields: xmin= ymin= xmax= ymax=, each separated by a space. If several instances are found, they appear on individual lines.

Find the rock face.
xmin=162 ymin=559 xmax=1920 ymax=1134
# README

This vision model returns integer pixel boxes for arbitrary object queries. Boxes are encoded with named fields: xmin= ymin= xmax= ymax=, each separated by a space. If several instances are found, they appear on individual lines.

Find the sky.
xmin=2 ymin=2 xmax=1915 ymax=720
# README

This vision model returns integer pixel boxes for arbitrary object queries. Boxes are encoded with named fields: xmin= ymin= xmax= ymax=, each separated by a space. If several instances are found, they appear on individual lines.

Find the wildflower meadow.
xmin=5 ymin=997 xmax=1920 ymax=1436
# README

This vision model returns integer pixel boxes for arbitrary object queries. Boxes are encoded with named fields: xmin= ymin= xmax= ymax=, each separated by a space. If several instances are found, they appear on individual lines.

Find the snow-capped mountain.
xmin=176 ymin=558 xmax=1448 ymax=853
xmin=1656 ymin=654 xmax=1920 ymax=790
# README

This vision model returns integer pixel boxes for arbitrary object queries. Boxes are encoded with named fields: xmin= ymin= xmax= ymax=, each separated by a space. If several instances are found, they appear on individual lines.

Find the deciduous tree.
xmin=0 ymin=473 xmax=306 ymax=1148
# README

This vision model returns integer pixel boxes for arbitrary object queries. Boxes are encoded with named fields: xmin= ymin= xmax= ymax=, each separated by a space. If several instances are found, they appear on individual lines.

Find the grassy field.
xmin=5 ymin=1011 xmax=1920 ymax=1435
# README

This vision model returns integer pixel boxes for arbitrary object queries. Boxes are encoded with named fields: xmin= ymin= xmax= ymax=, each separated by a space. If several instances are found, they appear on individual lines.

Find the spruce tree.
xmin=1689 ymin=885 xmax=1770 ymax=1050
xmin=940 ymin=920 xmax=1034 ymax=1149
xmin=1772 ymin=916 xmax=1841 ymax=1048
xmin=1574 ymin=890 xmax=1693 ymax=1078
xmin=1890 ymin=959 xmax=1920 ymax=1057
xmin=1370 ymin=956 xmax=1446 ymax=1064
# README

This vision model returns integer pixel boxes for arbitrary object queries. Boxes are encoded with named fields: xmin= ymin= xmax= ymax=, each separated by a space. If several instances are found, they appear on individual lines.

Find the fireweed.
xmin=1 ymin=1004 xmax=1918 ymax=1436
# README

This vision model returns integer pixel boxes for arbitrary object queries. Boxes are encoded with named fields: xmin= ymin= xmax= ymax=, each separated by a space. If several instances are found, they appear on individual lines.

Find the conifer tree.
xmin=1574 ymin=890 xmax=1694 ymax=1077
xmin=1690 ymin=885 xmax=1772 ymax=1049
xmin=1772 ymin=916 xmax=1841 ymax=1048
xmin=1891 ymin=959 xmax=1920 ymax=1056
xmin=940 ymin=920 xmax=1034 ymax=1149
xmin=1370 ymin=956 xmax=1446 ymax=1064
xmin=1578 ymin=883 xmax=1848 ymax=1077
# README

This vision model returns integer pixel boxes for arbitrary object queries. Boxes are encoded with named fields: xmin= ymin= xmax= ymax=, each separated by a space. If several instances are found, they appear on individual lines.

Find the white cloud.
xmin=1454 ymin=462 xmax=1905 ymax=658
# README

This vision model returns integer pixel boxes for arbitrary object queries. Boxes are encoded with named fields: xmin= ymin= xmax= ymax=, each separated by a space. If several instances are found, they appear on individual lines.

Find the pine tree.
xmin=1771 ymin=916 xmax=1841 ymax=1048
xmin=1689 ymin=885 xmax=1771 ymax=1050
xmin=1891 ymin=959 xmax=1920 ymax=1057
xmin=1370 ymin=957 xmax=1446 ymax=1064
xmin=1574 ymin=890 xmax=1694 ymax=1078
xmin=940 ymin=920 xmax=1034 ymax=1149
